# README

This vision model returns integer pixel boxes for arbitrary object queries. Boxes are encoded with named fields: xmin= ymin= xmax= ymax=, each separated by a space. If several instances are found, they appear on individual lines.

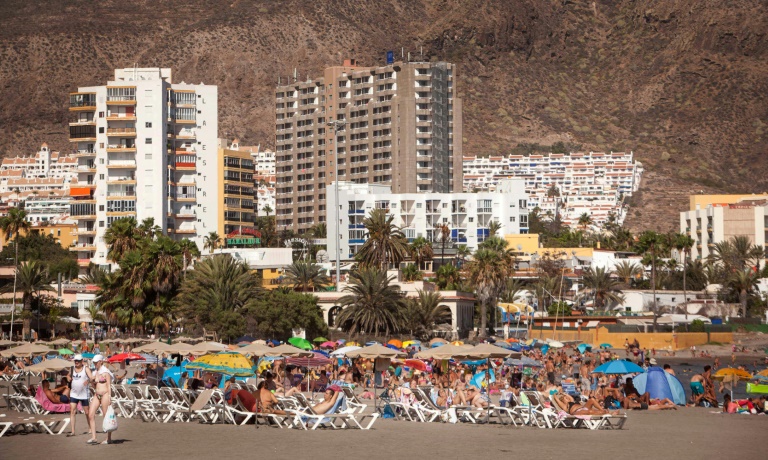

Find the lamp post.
xmin=328 ymin=120 xmax=345 ymax=292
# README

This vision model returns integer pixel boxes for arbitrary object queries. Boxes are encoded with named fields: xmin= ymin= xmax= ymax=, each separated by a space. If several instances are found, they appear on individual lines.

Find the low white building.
xmin=327 ymin=179 xmax=529 ymax=260
xmin=22 ymin=193 xmax=73 ymax=223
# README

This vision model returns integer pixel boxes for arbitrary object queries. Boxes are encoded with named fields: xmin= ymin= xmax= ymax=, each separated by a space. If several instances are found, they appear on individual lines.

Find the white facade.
xmin=328 ymin=179 xmax=529 ymax=259
xmin=463 ymin=151 xmax=643 ymax=230
xmin=0 ymin=143 xmax=78 ymax=181
xmin=680 ymin=201 xmax=768 ymax=263
xmin=23 ymin=195 xmax=73 ymax=223
xmin=69 ymin=67 xmax=218 ymax=268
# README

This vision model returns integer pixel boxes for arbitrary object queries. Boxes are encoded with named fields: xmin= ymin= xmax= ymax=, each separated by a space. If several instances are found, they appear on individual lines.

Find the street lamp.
xmin=328 ymin=120 xmax=346 ymax=292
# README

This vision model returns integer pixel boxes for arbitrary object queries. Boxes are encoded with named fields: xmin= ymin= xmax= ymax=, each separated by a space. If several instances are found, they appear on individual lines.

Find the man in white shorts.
xmin=67 ymin=354 xmax=91 ymax=437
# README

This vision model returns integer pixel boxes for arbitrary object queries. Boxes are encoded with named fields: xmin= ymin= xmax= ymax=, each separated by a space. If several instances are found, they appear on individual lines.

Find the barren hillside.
xmin=0 ymin=0 xmax=766 ymax=231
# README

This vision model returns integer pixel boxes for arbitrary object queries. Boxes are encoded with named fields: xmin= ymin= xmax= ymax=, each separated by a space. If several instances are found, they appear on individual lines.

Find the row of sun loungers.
xmin=384 ymin=387 xmax=627 ymax=430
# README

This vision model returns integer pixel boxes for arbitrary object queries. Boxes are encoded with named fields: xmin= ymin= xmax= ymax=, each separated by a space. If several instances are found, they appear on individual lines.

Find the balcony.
xmin=107 ymin=161 xmax=136 ymax=169
xmin=106 ymin=98 xmax=136 ymax=105
xmin=69 ymin=93 xmax=96 ymax=111
xmin=168 ymin=212 xmax=196 ymax=219
xmin=77 ymin=258 xmax=92 ymax=267
xmin=77 ymin=164 xmax=96 ymax=172
xmin=106 ymin=177 xmax=136 ymax=185
xmin=106 ymin=114 xmax=137 ymax=121
xmin=107 ymin=128 xmax=137 ymax=137
xmin=70 ymin=243 xmax=96 ymax=252
xmin=77 ymin=229 xmax=96 ymax=236
xmin=170 ymin=227 xmax=196 ymax=235
xmin=107 ymin=145 xmax=137 ymax=153
xmin=173 ymin=118 xmax=196 ymax=125
xmin=74 ymin=149 xmax=96 ymax=157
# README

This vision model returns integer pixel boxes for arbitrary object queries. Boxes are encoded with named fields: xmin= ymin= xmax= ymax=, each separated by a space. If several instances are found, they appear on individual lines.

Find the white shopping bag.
xmin=102 ymin=405 xmax=118 ymax=432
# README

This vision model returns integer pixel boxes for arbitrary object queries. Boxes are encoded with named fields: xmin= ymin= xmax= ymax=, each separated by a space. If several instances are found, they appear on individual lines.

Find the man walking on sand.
xmin=67 ymin=354 xmax=91 ymax=437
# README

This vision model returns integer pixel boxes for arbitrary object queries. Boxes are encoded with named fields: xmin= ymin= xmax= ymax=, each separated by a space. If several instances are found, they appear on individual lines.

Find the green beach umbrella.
xmin=58 ymin=348 xmax=74 ymax=355
xmin=288 ymin=337 xmax=313 ymax=350
xmin=313 ymin=337 xmax=329 ymax=343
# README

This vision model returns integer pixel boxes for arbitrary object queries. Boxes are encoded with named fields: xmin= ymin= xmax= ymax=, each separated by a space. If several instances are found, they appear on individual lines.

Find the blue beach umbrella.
xmin=592 ymin=360 xmax=644 ymax=375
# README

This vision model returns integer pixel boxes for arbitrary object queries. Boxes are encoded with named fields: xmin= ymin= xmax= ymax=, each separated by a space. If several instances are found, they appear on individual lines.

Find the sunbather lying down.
xmin=313 ymin=389 xmax=342 ymax=414
xmin=553 ymin=394 xmax=621 ymax=416
xmin=456 ymin=386 xmax=488 ymax=408
xmin=625 ymin=397 xmax=678 ymax=411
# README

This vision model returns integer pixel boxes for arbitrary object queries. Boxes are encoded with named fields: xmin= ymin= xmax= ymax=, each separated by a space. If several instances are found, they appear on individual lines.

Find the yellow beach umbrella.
xmin=713 ymin=368 xmax=752 ymax=380
xmin=185 ymin=351 xmax=255 ymax=376
xmin=451 ymin=341 xmax=464 ymax=346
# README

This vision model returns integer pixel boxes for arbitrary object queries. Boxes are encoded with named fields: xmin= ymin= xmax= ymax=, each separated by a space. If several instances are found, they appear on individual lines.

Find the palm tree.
xmin=310 ymin=223 xmax=327 ymax=239
xmin=405 ymin=289 xmax=451 ymax=340
xmin=84 ymin=303 xmax=105 ymax=342
xmin=614 ymin=260 xmax=641 ymax=286
xmin=104 ymin=217 xmax=138 ymax=261
xmin=3 ymin=260 xmax=54 ymax=340
xmin=178 ymin=238 xmax=201 ymax=272
xmin=436 ymin=263 xmax=461 ymax=290
xmin=46 ymin=303 xmax=64 ymax=339
xmin=674 ymin=233 xmax=696 ymax=319
xmin=204 ymin=232 xmax=221 ymax=253
xmin=577 ymin=213 xmax=592 ymax=232
xmin=465 ymin=244 xmax=513 ymax=338
xmin=635 ymin=231 xmax=662 ymax=315
xmin=501 ymin=278 xmax=526 ymax=303
xmin=282 ymin=261 xmax=330 ymax=292
xmin=581 ymin=266 xmax=623 ymax=311
xmin=81 ymin=263 xmax=108 ymax=285
xmin=0 ymin=207 xmax=30 ymax=339
xmin=336 ymin=267 xmax=406 ymax=336
xmin=357 ymin=208 xmax=409 ymax=270
xmin=147 ymin=236 xmax=182 ymax=334
xmin=175 ymin=254 xmax=262 ymax=332
xmin=434 ymin=223 xmax=451 ymax=268
xmin=409 ymin=236 xmax=433 ymax=271
xmin=488 ymin=220 xmax=503 ymax=237
xmin=456 ymin=244 xmax=471 ymax=268
xmin=728 ymin=269 xmax=759 ymax=318
xmin=136 ymin=218 xmax=161 ymax=240
xmin=400 ymin=263 xmax=423 ymax=282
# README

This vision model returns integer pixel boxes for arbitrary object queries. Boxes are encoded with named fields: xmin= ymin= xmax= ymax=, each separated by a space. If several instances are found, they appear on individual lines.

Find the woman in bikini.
xmin=86 ymin=355 xmax=114 ymax=445
xmin=553 ymin=393 xmax=619 ymax=416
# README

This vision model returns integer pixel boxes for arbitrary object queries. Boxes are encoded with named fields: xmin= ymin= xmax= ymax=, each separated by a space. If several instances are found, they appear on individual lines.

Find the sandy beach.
xmin=2 ymin=404 xmax=766 ymax=459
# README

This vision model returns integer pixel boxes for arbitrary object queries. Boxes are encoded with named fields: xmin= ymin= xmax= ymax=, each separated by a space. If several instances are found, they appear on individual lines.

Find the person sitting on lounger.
xmin=622 ymin=377 xmax=652 ymax=409
xmin=41 ymin=380 xmax=67 ymax=404
xmin=257 ymin=380 xmax=287 ymax=415
xmin=553 ymin=393 xmax=619 ymax=416
xmin=312 ymin=388 xmax=342 ymax=414
xmin=458 ymin=385 xmax=488 ymax=408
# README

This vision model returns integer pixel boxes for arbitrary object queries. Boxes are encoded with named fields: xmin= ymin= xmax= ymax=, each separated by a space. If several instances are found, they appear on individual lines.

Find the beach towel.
xmin=35 ymin=386 xmax=75 ymax=413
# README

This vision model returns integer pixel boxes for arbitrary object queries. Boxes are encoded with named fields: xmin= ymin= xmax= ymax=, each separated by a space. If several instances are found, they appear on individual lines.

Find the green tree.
xmin=204 ymin=232 xmax=222 ymax=253
xmin=727 ymin=269 xmax=760 ymax=318
xmin=577 ymin=213 xmax=592 ymax=232
xmin=357 ymin=208 xmax=409 ymax=270
xmin=405 ymin=290 xmax=451 ymax=340
xmin=635 ymin=231 xmax=663 ymax=315
xmin=614 ymin=260 xmax=642 ymax=286
xmin=465 ymin=238 xmax=514 ymax=338
xmin=84 ymin=303 xmax=104 ymax=343
xmin=178 ymin=238 xmax=201 ymax=272
xmin=249 ymin=290 xmax=327 ymax=341
xmin=400 ymin=263 xmax=423 ymax=282
xmin=409 ymin=236 xmax=433 ymax=270
xmin=581 ymin=266 xmax=623 ymax=311
xmin=2 ymin=260 xmax=54 ymax=339
xmin=104 ymin=217 xmax=138 ymax=261
xmin=0 ymin=207 xmax=30 ymax=339
xmin=710 ymin=236 xmax=764 ymax=272
xmin=336 ymin=267 xmax=406 ymax=336
xmin=436 ymin=263 xmax=461 ymax=290
xmin=488 ymin=221 xmax=503 ymax=237
xmin=547 ymin=301 xmax=572 ymax=316
xmin=146 ymin=236 xmax=183 ymax=334
xmin=674 ymin=233 xmax=696 ymax=318
xmin=175 ymin=254 xmax=262 ymax=341
xmin=281 ymin=261 xmax=330 ymax=292
xmin=456 ymin=244 xmax=471 ymax=267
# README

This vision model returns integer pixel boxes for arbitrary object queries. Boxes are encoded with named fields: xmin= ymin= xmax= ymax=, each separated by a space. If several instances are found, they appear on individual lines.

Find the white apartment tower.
xmin=68 ymin=67 xmax=218 ymax=268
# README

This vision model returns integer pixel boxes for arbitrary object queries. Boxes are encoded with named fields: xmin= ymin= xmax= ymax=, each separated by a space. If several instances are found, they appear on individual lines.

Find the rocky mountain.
xmin=1 ymin=0 xmax=766 ymax=231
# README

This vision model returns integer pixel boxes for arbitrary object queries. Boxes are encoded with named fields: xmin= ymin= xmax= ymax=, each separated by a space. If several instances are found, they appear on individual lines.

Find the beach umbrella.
xmin=403 ymin=340 xmax=421 ymax=348
xmin=50 ymin=338 xmax=71 ymax=346
xmin=713 ymin=368 xmax=752 ymax=380
xmin=237 ymin=343 xmax=273 ymax=357
xmin=592 ymin=360 xmax=644 ymax=375
xmin=262 ymin=344 xmax=315 ymax=358
xmin=81 ymin=352 xmax=95 ymax=359
xmin=253 ymin=340 xmax=267 ymax=345
xmin=346 ymin=342 xmax=360 ymax=347
xmin=0 ymin=342 xmax=52 ymax=358
xmin=25 ymin=358 xmax=74 ymax=373
xmin=547 ymin=340 xmax=564 ymax=348
xmin=365 ymin=341 xmax=380 ymax=346
xmin=453 ymin=343 xmax=518 ymax=360
xmin=320 ymin=341 xmax=336 ymax=349
xmin=429 ymin=338 xmax=447 ymax=347
xmin=107 ymin=353 xmax=144 ymax=363
xmin=330 ymin=346 xmax=362 ymax=357
xmin=166 ymin=342 xmax=196 ymax=355
xmin=133 ymin=341 xmax=173 ymax=354
xmin=313 ymin=337 xmax=329 ymax=343
xmin=267 ymin=339 xmax=280 ymax=346
xmin=313 ymin=349 xmax=330 ymax=357
xmin=599 ymin=343 xmax=612 ymax=349
xmin=505 ymin=338 xmax=519 ymax=343
xmin=540 ymin=345 xmax=550 ymax=355
xmin=138 ymin=353 xmax=160 ymax=364
xmin=416 ymin=343 xmax=474 ymax=360
xmin=577 ymin=344 xmax=590 ymax=354
xmin=235 ymin=335 xmax=257 ymax=344
xmin=495 ymin=341 xmax=514 ymax=350
xmin=336 ymin=339 xmax=347 ymax=345
xmin=385 ymin=344 xmax=401 ymax=351
xmin=57 ymin=348 xmax=74 ymax=355
xmin=0 ymin=339 xmax=19 ymax=347
xmin=405 ymin=359 xmax=428 ymax=372
xmin=451 ymin=341 xmax=464 ymax=346
xmin=506 ymin=357 xmax=543 ymax=367
xmin=387 ymin=339 xmax=403 ymax=348
xmin=288 ymin=337 xmax=313 ymax=350
xmin=286 ymin=352 xmax=333 ymax=368
xmin=190 ymin=341 xmax=229 ymax=354
xmin=346 ymin=343 xmax=406 ymax=359
xmin=431 ymin=342 xmax=445 ymax=348
xmin=185 ymin=351 xmax=255 ymax=377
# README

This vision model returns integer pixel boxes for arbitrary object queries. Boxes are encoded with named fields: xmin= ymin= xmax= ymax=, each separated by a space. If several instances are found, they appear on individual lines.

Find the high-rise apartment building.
xmin=274 ymin=59 xmax=462 ymax=233
xmin=216 ymin=143 xmax=256 ymax=246
xmin=68 ymin=67 xmax=218 ymax=268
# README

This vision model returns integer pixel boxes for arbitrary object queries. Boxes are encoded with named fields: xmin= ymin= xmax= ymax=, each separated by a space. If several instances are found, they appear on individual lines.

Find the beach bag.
xmin=382 ymin=404 xmax=396 ymax=419
xmin=102 ymin=405 xmax=118 ymax=432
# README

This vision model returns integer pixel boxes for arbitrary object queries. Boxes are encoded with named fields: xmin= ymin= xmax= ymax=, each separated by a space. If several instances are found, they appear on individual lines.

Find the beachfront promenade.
xmin=2 ymin=399 xmax=765 ymax=459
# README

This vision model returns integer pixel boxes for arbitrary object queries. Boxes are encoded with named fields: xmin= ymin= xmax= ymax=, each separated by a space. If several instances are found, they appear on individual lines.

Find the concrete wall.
xmin=528 ymin=326 xmax=733 ymax=350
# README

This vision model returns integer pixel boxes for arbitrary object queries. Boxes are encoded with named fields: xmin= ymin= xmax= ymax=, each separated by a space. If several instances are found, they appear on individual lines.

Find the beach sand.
xmin=2 ymin=394 xmax=766 ymax=459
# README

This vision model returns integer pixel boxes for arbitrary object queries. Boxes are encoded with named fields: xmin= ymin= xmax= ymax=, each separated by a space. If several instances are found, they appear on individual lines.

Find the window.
xmin=99 ymin=112 xmax=105 ymax=118
xmin=98 ymin=127 xmax=104 ymax=133
xmin=145 ymin=122 xmax=152 ymax=128
xmin=145 ymin=138 xmax=152 ymax=144
xmin=509 ymin=216 xmax=516 ymax=222
xmin=469 ymin=217 xmax=474 ymax=223
xmin=416 ymin=203 xmax=422 ymax=208
xmin=99 ymin=221 xmax=104 ymax=228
